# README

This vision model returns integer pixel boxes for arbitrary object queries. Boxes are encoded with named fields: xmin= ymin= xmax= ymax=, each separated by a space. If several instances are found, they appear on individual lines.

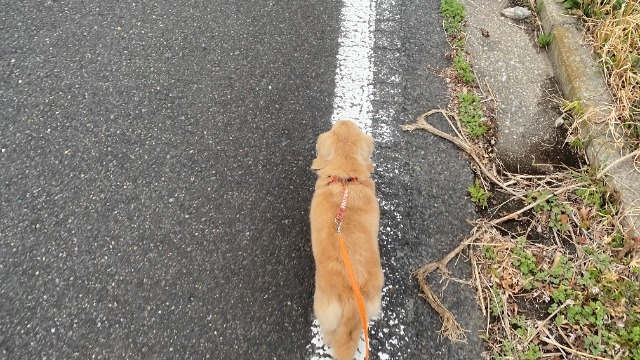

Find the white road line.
xmin=310 ymin=0 xmax=377 ymax=359
xmin=330 ymin=0 xmax=377 ymax=134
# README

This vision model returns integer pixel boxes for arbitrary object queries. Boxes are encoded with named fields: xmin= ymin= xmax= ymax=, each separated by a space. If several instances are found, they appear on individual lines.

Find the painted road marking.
xmin=330 ymin=0 xmax=377 ymax=133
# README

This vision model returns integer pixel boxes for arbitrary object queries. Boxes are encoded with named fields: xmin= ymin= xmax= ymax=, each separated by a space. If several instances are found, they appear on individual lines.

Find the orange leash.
xmin=335 ymin=182 xmax=370 ymax=360
xmin=337 ymin=233 xmax=370 ymax=360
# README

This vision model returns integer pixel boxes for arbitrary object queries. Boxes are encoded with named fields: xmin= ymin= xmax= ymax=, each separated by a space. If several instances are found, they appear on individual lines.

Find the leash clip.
xmin=335 ymin=218 xmax=342 ymax=234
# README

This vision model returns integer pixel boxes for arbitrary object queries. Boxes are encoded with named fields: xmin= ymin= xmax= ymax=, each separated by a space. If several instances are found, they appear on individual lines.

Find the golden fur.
xmin=309 ymin=120 xmax=384 ymax=360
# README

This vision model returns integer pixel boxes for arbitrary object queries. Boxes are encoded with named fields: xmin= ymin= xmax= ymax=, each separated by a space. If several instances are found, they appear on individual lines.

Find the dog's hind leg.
xmin=314 ymin=290 xmax=342 ymax=335
xmin=365 ymin=291 xmax=382 ymax=321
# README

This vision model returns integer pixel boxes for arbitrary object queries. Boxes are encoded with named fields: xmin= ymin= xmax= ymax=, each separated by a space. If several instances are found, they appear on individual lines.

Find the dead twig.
xmin=490 ymin=182 xmax=588 ymax=225
xmin=539 ymin=336 xmax=613 ymax=360
xmin=403 ymin=112 xmax=525 ymax=200
xmin=523 ymin=300 xmax=573 ymax=348
xmin=596 ymin=148 xmax=640 ymax=180
xmin=415 ymin=278 xmax=467 ymax=342
xmin=469 ymin=247 xmax=486 ymax=316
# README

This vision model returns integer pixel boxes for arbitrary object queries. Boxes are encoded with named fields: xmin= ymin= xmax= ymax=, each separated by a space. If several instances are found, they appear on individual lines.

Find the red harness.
xmin=326 ymin=175 xmax=358 ymax=186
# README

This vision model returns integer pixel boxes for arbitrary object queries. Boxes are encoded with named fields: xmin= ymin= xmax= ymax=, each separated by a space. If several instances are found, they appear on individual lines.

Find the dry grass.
xmin=569 ymin=0 xmax=640 ymax=141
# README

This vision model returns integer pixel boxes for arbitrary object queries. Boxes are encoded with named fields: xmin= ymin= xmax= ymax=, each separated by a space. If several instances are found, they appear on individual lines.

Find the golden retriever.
xmin=309 ymin=120 xmax=384 ymax=360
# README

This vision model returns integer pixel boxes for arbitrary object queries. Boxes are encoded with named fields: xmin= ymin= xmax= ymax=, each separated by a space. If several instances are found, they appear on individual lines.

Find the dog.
xmin=309 ymin=120 xmax=384 ymax=360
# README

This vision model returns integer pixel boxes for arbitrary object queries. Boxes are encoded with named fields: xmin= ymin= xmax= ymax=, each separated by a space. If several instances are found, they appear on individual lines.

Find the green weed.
xmin=482 ymin=245 xmax=497 ymax=261
xmin=574 ymin=174 xmax=617 ymax=217
xmin=453 ymin=52 xmax=475 ymax=84
xmin=522 ymin=344 xmax=543 ymax=360
xmin=489 ymin=285 xmax=504 ymax=317
xmin=468 ymin=179 xmax=490 ymax=207
xmin=513 ymin=239 xmax=537 ymax=277
xmin=570 ymin=137 xmax=585 ymax=149
xmin=525 ymin=190 xmax=571 ymax=232
xmin=458 ymin=92 xmax=488 ymax=138
xmin=537 ymin=33 xmax=554 ymax=48
xmin=454 ymin=38 xmax=465 ymax=48
xmin=440 ymin=0 xmax=465 ymax=35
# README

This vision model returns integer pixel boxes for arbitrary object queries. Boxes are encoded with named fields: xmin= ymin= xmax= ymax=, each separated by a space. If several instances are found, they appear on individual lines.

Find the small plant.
xmin=548 ymin=203 xmax=571 ymax=232
xmin=566 ymin=300 xmax=607 ymax=327
xmin=537 ymin=33 xmax=554 ymax=48
xmin=547 ymin=255 xmax=574 ymax=286
xmin=562 ymin=98 xmax=585 ymax=118
xmin=482 ymin=245 xmax=497 ymax=261
xmin=584 ymin=333 xmax=607 ymax=357
xmin=468 ymin=179 xmax=490 ymax=207
xmin=492 ymin=338 xmax=515 ymax=359
xmin=489 ymin=285 xmax=505 ymax=316
xmin=610 ymin=230 xmax=625 ymax=248
xmin=526 ymin=190 xmax=552 ymax=212
xmin=570 ymin=136 xmax=585 ymax=149
xmin=624 ymin=118 xmax=640 ymax=140
xmin=523 ymin=344 xmax=543 ymax=360
xmin=453 ymin=52 xmax=475 ymax=84
xmin=440 ymin=0 xmax=465 ymax=35
xmin=513 ymin=239 xmax=538 ymax=277
xmin=458 ymin=92 xmax=488 ymax=138
xmin=619 ymin=325 xmax=640 ymax=355
xmin=510 ymin=315 xmax=530 ymax=339
xmin=574 ymin=174 xmax=617 ymax=217
xmin=525 ymin=191 xmax=571 ymax=232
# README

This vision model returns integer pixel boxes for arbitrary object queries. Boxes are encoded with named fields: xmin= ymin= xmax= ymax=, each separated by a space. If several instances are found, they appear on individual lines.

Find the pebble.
xmin=554 ymin=116 xmax=565 ymax=128
xmin=501 ymin=6 xmax=532 ymax=20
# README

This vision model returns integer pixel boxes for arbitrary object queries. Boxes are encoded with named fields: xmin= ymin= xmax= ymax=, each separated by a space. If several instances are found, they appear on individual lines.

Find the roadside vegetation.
xmin=404 ymin=0 xmax=640 ymax=359
xmin=562 ymin=0 xmax=640 ymax=143
xmin=537 ymin=32 xmax=553 ymax=48
xmin=439 ymin=0 xmax=489 ymax=142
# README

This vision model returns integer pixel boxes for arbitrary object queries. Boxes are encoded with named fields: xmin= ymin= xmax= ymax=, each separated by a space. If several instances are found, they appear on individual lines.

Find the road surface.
xmin=0 ymin=0 xmax=483 ymax=358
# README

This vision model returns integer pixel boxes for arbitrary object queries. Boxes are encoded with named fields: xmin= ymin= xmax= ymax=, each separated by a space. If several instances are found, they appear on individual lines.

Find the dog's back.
xmin=310 ymin=121 xmax=384 ymax=360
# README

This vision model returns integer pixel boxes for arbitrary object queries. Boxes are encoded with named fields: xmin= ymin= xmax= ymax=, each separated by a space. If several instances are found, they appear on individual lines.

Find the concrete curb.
xmin=462 ymin=0 xmax=572 ymax=175
xmin=539 ymin=0 xmax=640 ymax=237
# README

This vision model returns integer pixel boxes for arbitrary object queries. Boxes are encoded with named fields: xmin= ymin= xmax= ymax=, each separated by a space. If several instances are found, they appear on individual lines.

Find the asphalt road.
xmin=1 ymin=0 xmax=483 ymax=359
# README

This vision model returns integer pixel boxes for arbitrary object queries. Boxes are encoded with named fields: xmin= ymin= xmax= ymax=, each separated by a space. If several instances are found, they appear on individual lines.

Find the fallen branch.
xmin=403 ymin=111 xmax=526 ymax=200
xmin=469 ymin=247 xmax=485 ymax=316
xmin=416 ymin=278 xmax=467 ymax=342
xmin=412 ymin=229 xmax=483 ymax=341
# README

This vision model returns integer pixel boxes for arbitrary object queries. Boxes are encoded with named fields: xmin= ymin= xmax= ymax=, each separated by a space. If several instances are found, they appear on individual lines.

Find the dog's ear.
xmin=311 ymin=133 xmax=333 ymax=170
xmin=359 ymin=133 xmax=375 ymax=173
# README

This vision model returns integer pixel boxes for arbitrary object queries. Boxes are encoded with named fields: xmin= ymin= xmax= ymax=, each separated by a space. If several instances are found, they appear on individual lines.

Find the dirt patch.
xmin=529 ymin=77 xmax=584 ymax=172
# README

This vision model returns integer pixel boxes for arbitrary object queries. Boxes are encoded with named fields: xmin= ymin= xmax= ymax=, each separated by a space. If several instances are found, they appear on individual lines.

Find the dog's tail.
xmin=325 ymin=300 xmax=363 ymax=360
